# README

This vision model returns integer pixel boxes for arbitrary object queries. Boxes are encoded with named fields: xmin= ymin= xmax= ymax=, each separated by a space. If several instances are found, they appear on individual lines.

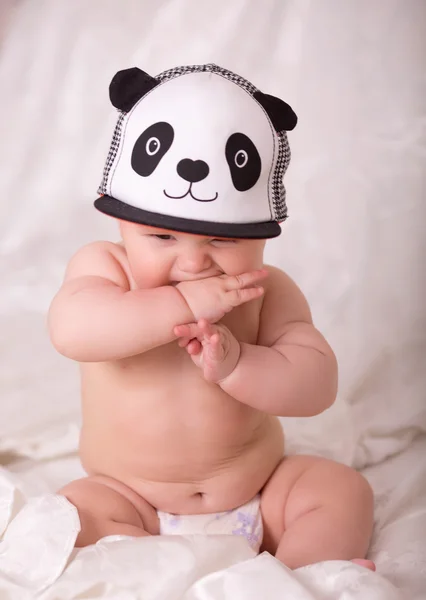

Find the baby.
xmin=48 ymin=64 xmax=374 ymax=570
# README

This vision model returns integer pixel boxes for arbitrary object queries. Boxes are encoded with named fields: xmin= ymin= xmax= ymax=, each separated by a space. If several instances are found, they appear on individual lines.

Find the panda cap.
xmin=95 ymin=64 xmax=297 ymax=239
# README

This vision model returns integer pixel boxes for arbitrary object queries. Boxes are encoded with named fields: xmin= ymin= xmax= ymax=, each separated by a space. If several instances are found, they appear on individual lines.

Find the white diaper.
xmin=157 ymin=494 xmax=263 ymax=553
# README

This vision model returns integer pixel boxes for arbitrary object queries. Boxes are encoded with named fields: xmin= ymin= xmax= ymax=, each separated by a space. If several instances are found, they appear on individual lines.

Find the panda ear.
xmin=109 ymin=67 xmax=160 ymax=112
xmin=254 ymin=91 xmax=297 ymax=132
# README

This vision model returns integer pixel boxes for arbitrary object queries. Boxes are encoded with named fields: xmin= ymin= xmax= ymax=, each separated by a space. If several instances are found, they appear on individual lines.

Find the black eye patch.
xmin=225 ymin=133 xmax=261 ymax=192
xmin=131 ymin=122 xmax=174 ymax=177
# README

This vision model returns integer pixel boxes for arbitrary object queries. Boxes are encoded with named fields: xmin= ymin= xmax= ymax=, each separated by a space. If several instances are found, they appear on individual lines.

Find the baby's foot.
xmin=351 ymin=558 xmax=376 ymax=571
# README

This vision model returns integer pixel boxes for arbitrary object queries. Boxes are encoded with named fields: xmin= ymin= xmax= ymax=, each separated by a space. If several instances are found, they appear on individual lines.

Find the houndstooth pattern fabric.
xmin=157 ymin=63 xmax=258 ymax=97
xmin=98 ymin=64 xmax=290 ymax=221
xmin=272 ymin=131 xmax=291 ymax=221
xmin=98 ymin=111 xmax=126 ymax=195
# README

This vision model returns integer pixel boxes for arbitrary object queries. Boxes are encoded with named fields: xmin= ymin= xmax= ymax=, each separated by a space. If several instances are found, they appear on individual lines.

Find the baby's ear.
xmin=254 ymin=91 xmax=297 ymax=132
xmin=109 ymin=67 xmax=160 ymax=112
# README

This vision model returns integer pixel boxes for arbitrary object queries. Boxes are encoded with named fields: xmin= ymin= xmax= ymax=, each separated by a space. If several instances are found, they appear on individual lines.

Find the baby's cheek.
xmin=225 ymin=255 xmax=262 ymax=275
xmin=128 ymin=260 xmax=167 ymax=289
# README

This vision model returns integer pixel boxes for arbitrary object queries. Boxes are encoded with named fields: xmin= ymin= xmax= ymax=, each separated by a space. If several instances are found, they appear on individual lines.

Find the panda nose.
xmin=177 ymin=159 xmax=209 ymax=183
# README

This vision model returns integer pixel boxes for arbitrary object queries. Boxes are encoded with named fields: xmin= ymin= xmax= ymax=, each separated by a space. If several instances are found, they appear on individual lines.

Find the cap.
xmin=95 ymin=63 xmax=297 ymax=239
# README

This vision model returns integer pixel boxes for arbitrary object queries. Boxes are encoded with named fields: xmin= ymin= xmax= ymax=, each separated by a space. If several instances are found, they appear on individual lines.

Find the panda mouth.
xmin=164 ymin=183 xmax=218 ymax=203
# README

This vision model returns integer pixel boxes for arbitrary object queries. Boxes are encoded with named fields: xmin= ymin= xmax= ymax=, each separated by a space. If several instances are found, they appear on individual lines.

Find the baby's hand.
xmin=176 ymin=270 xmax=267 ymax=323
xmin=174 ymin=319 xmax=241 ymax=383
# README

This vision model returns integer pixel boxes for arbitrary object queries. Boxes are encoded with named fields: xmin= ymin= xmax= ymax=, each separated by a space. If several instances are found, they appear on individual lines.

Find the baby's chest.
xmin=219 ymin=300 xmax=261 ymax=344
xmin=87 ymin=302 xmax=261 ymax=395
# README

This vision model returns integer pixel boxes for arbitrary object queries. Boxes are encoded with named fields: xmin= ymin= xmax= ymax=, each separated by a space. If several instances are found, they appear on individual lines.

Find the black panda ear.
xmin=254 ymin=91 xmax=297 ymax=132
xmin=109 ymin=67 xmax=160 ymax=112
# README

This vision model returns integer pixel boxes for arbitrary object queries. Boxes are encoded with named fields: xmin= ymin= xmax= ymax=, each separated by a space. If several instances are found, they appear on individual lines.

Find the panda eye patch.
xmin=225 ymin=133 xmax=261 ymax=192
xmin=131 ymin=122 xmax=174 ymax=177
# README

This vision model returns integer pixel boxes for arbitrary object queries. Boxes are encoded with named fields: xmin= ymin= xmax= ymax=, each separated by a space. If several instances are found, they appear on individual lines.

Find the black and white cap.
xmin=95 ymin=64 xmax=297 ymax=239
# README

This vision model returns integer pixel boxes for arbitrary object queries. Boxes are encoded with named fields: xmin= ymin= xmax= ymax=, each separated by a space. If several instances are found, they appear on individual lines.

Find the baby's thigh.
xmin=59 ymin=475 xmax=159 ymax=547
xmin=260 ymin=455 xmax=374 ymax=554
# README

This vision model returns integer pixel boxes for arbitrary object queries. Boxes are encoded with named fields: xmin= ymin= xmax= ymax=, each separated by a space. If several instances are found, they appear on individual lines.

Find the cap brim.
xmin=94 ymin=195 xmax=282 ymax=239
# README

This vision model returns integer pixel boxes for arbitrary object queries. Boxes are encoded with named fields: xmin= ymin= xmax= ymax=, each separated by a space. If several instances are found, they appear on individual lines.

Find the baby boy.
xmin=49 ymin=64 xmax=374 ymax=570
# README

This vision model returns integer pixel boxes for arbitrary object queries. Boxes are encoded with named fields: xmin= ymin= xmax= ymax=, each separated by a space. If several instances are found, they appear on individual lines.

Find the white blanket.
xmin=1 ymin=0 xmax=425 ymax=597
xmin=1 ymin=436 xmax=425 ymax=598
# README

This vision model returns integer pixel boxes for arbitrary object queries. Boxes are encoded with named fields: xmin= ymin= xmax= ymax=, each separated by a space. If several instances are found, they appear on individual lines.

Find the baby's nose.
xmin=178 ymin=248 xmax=212 ymax=273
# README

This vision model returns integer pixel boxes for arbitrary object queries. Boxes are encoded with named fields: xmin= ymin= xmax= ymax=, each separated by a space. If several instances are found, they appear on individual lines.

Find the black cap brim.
xmin=95 ymin=195 xmax=282 ymax=239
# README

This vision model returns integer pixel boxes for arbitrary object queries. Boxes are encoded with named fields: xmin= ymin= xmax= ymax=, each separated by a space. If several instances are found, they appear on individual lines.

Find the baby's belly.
xmin=79 ymin=361 xmax=284 ymax=514
xmin=81 ymin=424 xmax=284 ymax=514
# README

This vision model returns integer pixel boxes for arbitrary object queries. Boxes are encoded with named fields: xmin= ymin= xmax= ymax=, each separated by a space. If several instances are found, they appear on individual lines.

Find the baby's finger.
xmin=224 ymin=269 xmax=268 ymax=291
xmin=205 ymin=332 xmax=225 ymax=362
xmin=187 ymin=339 xmax=202 ymax=355
xmin=174 ymin=323 xmax=200 ymax=339
xmin=178 ymin=337 xmax=191 ymax=348
xmin=198 ymin=319 xmax=216 ymax=339
xmin=227 ymin=285 xmax=264 ymax=308
xmin=210 ymin=332 xmax=221 ymax=350
xmin=174 ymin=325 xmax=186 ymax=337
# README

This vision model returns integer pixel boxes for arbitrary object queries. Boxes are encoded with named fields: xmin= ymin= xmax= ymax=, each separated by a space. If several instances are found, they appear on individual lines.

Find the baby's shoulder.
xmin=63 ymin=240 xmax=131 ymax=289
xmin=262 ymin=264 xmax=304 ymax=298
xmin=257 ymin=265 xmax=312 ymax=345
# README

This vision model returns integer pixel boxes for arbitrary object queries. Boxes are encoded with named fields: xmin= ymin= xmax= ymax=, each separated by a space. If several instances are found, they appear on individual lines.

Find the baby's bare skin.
xmin=49 ymin=221 xmax=375 ymax=569
xmin=78 ymin=327 xmax=284 ymax=514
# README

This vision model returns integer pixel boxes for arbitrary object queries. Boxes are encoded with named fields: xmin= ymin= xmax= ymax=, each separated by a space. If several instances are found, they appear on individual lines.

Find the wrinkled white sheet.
xmin=1 ymin=436 xmax=425 ymax=598
xmin=1 ymin=0 xmax=425 ymax=598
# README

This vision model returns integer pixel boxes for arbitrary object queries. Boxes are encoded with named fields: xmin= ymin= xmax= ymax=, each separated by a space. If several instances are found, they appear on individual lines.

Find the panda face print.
xmin=225 ymin=133 xmax=261 ymax=192
xmin=130 ymin=123 xmax=261 ymax=202
xmin=165 ymin=158 xmax=218 ymax=202
xmin=110 ymin=72 xmax=276 ymax=226
xmin=131 ymin=122 xmax=174 ymax=177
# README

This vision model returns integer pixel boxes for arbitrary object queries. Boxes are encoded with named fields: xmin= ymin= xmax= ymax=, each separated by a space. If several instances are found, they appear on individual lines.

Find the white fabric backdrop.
xmin=0 ymin=0 xmax=425 ymax=469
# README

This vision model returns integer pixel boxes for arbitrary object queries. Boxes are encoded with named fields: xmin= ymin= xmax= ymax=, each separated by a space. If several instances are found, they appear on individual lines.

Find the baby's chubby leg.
xmin=59 ymin=475 xmax=159 ymax=547
xmin=260 ymin=456 xmax=374 ymax=569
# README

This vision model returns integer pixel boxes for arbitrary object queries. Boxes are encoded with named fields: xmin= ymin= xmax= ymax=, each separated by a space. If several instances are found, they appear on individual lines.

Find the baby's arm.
xmin=219 ymin=266 xmax=338 ymax=417
xmin=48 ymin=242 xmax=193 ymax=362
